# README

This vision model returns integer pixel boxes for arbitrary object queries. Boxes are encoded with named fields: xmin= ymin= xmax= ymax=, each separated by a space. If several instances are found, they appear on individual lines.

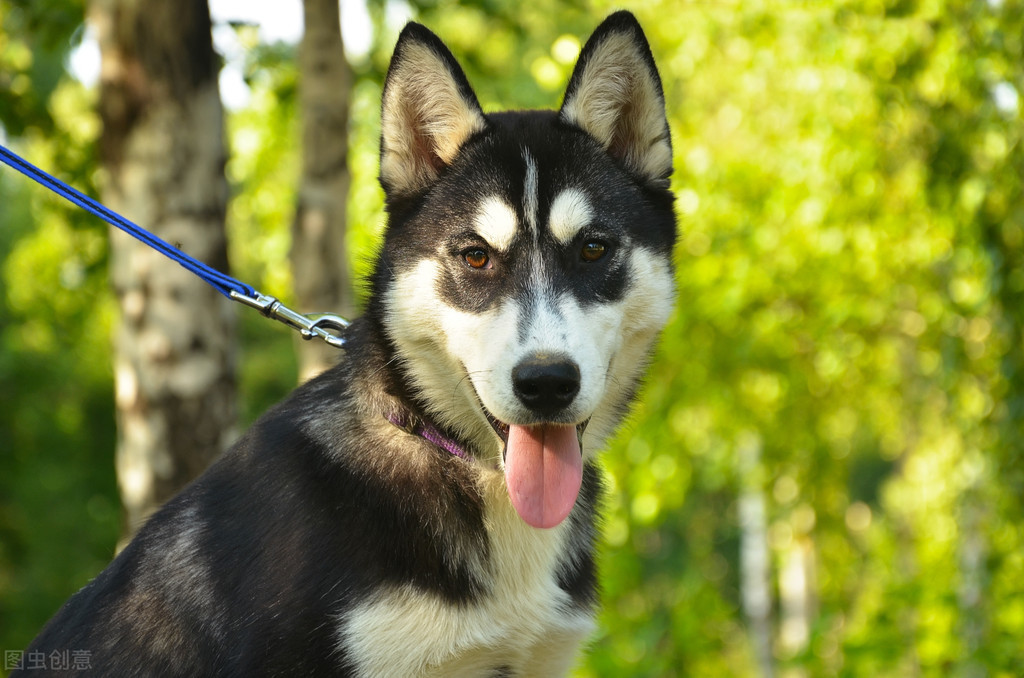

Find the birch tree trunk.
xmin=957 ymin=482 xmax=987 ymax=678
xmin=738 ymin=432 xmax=775 ymax=678
xmin=292 ymin=0 xmax=355 ymax=381
xmin=93 ymin=0 xmax=237 ymax=542
xmin=778 ymin=535 xmax=815 ymax=672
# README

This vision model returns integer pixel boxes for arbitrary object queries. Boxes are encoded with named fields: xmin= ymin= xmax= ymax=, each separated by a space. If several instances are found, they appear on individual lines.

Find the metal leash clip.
xmin=229 ymin=291 xmax=349 ymax=349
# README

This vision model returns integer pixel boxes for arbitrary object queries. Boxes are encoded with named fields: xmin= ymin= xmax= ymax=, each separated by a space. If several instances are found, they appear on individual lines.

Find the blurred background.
xmin=1 ymin=0 xmax=1022 ymax=675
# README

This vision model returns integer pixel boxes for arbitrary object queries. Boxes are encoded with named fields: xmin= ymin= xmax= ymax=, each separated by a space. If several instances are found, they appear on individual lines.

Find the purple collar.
xmin=386 ymin=409 xmax=471 ymax=460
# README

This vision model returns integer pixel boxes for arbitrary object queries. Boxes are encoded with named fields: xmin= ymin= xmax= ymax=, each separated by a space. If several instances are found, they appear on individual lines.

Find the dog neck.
xmin=385 ymin=408 xmax=472 ymax=461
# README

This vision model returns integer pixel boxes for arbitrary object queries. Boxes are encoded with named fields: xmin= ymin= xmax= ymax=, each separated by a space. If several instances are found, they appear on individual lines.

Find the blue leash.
xmin=0 ymin=143 xmax=348 ymax=348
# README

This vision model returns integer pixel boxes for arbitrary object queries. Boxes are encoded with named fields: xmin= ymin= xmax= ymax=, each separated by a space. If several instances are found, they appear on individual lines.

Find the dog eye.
xmin=463 ymin=248 xmax=490 ymax=269
xmin=580 ymin=241 xmax=607 ymax=263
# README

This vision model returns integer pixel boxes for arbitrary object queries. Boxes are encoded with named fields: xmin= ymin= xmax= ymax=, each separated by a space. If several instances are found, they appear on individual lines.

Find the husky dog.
xmin=17 ymin=11 xmax=675 ymax=677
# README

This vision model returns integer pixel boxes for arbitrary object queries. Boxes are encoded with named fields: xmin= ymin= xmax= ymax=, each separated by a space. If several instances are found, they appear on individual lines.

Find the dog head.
xmin=373 ymin=12 xmax=676 ymax=528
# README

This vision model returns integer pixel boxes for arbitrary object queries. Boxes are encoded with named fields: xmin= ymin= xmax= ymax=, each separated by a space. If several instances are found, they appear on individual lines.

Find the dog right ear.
xmin=379 ymin=24 xmax=487 ymax=199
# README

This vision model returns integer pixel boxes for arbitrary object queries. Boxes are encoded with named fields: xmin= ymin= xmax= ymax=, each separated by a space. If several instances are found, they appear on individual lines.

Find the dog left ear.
xmin=560 ymin=12 xmax=672 ymax=188
xmin=379 ymin=23 xmax=488 ymax=199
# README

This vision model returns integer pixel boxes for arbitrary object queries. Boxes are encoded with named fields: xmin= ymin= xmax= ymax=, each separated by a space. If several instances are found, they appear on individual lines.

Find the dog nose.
xmin=512 ymin=355 xmax=581 ymax=415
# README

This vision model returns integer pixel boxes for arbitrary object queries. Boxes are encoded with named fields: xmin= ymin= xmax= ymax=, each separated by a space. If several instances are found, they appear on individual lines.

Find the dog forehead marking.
xmin=548 ymin=188 xmax=593 ymax=245
xmin=474 ymin=196 xmax=519 ymax=251
xmin=523 ymin=151 xmax=540 ymax=239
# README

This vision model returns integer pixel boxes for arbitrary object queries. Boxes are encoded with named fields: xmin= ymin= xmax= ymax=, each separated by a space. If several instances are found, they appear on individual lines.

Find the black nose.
xmin=512 ymin=355 xmax=581 ymax=415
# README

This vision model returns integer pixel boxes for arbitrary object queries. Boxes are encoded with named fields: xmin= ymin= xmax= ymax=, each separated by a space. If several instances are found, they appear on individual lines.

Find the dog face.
xmin=375 ymin=13 xmax=676 ymax=528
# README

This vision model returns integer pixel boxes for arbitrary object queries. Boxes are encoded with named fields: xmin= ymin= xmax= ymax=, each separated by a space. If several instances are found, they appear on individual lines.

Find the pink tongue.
xmin=504 ymin=424 xmax=583 ymax=529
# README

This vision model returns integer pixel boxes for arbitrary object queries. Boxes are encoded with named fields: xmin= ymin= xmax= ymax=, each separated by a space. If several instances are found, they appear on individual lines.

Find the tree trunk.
xmin=778 ymin=535 xmax=815 ymax=670
xmin=292 ymin=0 xmax=355 ymax=381
xmin=93 ymin=0 xmax=237 ymax=543
xmin=738 ymin=432 xmax=775 ymax=678
xmin=957 ymin=482 xmax=988 ymax=678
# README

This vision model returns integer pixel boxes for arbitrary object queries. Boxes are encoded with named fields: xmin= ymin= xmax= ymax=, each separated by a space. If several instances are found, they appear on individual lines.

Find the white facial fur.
xmin=548 ymin=188 xmax=594 ymax=245
xmin=473 ymin=197 xmax=519 ymax=252
xmin=383 ymin=241 xmax=674 ymax=465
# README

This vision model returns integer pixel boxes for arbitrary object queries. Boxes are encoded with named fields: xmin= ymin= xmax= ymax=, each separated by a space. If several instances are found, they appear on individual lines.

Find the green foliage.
xmin=0 ymin=62 xmax=120 ymax=656
xmin=581 ymin=1 xmax=1024 ymax=675
xmin=2 ymin=0 xmax=1023 ymax=676
xmin=0 ymin=0 xmax=85 ymax=136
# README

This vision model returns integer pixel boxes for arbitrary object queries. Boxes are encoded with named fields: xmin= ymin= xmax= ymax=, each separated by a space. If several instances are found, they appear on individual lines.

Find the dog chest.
xmin=336 ymin=472 xmax=596 ymax=677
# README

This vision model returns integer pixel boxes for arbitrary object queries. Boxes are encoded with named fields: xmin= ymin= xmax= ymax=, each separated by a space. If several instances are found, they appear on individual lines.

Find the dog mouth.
xmin=483 ymin=410 xmax=589 ymax=530
xmin=484 ymin=412 xmax=589 ymax=453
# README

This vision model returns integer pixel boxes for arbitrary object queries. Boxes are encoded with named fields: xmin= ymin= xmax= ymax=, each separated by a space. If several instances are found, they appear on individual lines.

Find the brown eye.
xmin=464 ymin=248 xmax=490 ymax=269
xmin=581 ymin=241 xmax=607 ymax=262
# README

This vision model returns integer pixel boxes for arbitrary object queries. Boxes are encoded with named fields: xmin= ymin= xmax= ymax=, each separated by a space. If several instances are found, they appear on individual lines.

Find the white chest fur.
xmin=336 ymin=471 xmax=595 ymax=677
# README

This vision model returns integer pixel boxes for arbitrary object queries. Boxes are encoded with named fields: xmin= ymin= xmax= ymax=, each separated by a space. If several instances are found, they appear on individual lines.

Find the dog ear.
xmin=560 ymin=12 xmax=672 ymax=187
xmin=379 ymin=23 xmax=487 ymax=198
